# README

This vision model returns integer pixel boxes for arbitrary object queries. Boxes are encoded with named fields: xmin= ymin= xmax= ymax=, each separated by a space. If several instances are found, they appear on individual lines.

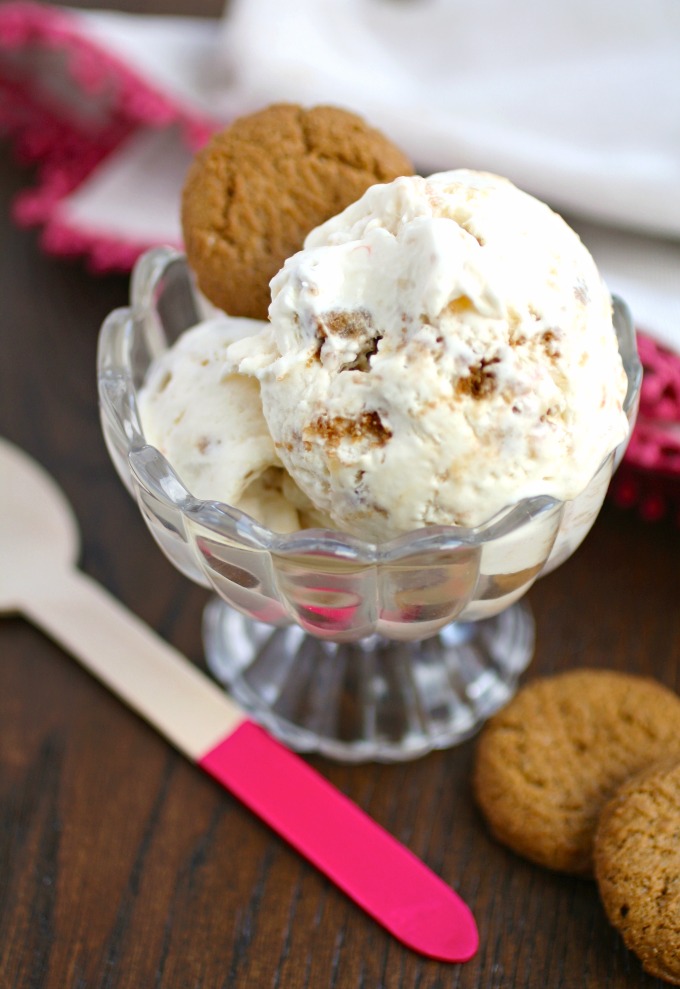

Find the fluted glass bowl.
xmin=97 ymin=247 xmax=642 ymax=761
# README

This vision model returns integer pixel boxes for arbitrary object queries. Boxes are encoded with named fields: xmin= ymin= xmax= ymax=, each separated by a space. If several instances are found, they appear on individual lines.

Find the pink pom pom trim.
xmin=611 ymin=335 xmax=680 ymax=524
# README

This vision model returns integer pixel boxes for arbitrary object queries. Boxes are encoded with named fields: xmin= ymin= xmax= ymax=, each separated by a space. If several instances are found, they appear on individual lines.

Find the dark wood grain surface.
xmin=1 ymin=3 xmax=679 ymax=986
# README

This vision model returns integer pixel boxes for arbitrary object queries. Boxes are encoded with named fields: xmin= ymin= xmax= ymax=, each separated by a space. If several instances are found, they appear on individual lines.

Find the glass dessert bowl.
xmin=98 ymin=247 xmax=642 ymax=762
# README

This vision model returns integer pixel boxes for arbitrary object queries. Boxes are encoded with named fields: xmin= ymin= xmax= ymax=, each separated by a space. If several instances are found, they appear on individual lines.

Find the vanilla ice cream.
xmin=137 ymin=315 xmax=330 ymax=533
xmin=232 ymin=170 xmax=629 ymax=541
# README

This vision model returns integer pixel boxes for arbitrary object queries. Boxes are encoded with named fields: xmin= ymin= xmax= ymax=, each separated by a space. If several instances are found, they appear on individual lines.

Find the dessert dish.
xmin=595 ymin=759 xmax=680 ymax=985
xmin=473 ymin=669 xmax=680 ymax=875
xmin=181 ymin=103 xmax=414 ymax=320
xmin=234 ymin=169 xmax=629 ymax=540
xmin=100 ymin=102 xmax=641 ymax=760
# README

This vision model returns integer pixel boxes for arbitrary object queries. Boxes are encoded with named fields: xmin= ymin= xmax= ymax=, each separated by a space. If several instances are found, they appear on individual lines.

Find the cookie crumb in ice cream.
xmin=456 ymin=358 xmax=500 ymax=399
xmin=306 ymin=411 xmax=392 ymax=451
xmin=181 ymin=104 xmax=414 ymax=320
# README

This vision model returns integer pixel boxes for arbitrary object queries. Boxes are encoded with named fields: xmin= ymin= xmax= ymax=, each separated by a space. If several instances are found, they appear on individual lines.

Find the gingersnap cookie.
xmin=595 ymin=759 xmax=680 ymax=985
xmin=472 ymin=669 xmax=680 ymax=875
xmin=182 ymin=104 xmax=413 ymax=319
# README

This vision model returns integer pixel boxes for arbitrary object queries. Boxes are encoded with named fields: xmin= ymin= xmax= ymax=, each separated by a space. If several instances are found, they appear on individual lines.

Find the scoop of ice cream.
xmin=235 ymin=170 xmax=629 ymax=541
xmin=138 ymin=316 xmax=326 ymax=533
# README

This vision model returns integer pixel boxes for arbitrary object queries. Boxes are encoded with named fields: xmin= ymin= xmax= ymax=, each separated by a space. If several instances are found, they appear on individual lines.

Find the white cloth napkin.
xmin=1 ymin=0 xmax=679 ymax=352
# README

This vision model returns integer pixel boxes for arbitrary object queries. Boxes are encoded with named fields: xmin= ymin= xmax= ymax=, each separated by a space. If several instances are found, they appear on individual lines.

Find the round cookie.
xmin=472 ymin=669 xmax=680 ymax=875
xmin=595 ymin=759 xmax=680 ymax=985
xmin=181 ymin=104 xmax=414 ymax=319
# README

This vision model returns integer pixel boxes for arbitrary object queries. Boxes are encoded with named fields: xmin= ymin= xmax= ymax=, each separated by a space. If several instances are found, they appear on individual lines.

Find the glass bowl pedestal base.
xmin=203 ymin=598 xmax=535 ymax=762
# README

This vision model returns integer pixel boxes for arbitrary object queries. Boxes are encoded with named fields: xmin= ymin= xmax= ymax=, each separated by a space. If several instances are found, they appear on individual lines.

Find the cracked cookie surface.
xmin=473 ymin=669 xmax=680 ymax=875
xmin=595 ymin=759 xmax=680 ymax=985
xmin=181 ymin=104 xmax=413 ymax=319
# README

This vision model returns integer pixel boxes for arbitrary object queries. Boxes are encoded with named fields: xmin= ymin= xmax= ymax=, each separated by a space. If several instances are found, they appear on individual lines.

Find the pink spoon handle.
xmin=200 ymin=720 xmax=479 ymax=962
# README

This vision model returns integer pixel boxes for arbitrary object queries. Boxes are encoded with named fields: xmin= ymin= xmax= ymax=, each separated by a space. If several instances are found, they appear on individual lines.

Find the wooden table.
xmin=1 ymin=5 xmax=679 ymax=986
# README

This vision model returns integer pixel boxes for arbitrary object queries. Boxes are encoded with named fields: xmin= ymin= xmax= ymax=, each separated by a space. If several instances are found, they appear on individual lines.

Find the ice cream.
xmin=140 ymin=168 xmax=630 ymax=543
xmin=231 ymin=170 xmax=629 ymax=541
xmin=137 ymin=315 xmax=331 ymax=533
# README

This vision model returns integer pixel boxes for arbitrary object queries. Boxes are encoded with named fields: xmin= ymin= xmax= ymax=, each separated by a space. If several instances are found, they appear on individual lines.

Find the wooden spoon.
xmin=0 ymin=437 xmax=478 ymax=963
